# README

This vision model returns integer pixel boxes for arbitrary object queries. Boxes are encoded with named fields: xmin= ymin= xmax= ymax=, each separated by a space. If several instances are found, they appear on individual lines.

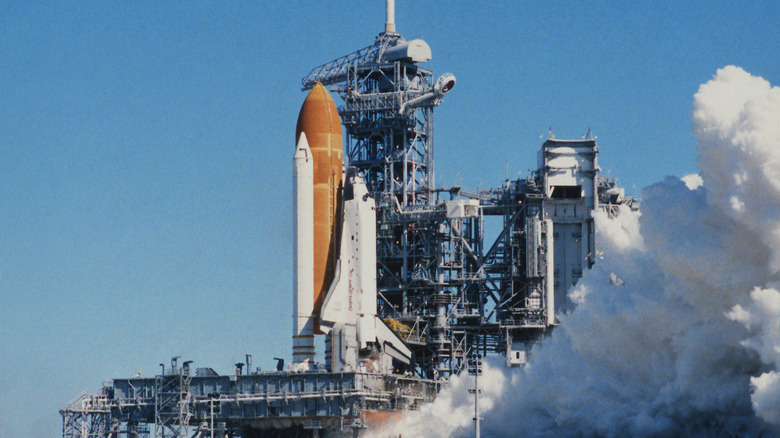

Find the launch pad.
xmin=62 ymin=357 xmax=440 ymax=438
xmin=61 ymin=2 xmax=635 ymax=437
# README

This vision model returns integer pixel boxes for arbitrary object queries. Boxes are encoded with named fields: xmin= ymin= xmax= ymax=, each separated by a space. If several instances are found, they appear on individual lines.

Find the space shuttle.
xmin=293 ymin=83 xmax=411 ymax=373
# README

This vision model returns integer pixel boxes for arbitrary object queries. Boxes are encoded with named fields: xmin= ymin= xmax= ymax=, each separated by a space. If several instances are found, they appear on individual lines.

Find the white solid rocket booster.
xmin=293 ymin=132 xmax=315 ymax=367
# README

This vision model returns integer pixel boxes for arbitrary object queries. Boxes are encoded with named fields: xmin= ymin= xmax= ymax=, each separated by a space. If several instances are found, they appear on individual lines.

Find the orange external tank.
xmin=295 ymin=82 xmax=343 ymax=334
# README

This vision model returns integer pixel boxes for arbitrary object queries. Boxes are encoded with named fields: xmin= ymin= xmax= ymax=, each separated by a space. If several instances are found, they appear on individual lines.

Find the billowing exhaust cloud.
xmin=370 ymin=66 xmax=780 ymax=437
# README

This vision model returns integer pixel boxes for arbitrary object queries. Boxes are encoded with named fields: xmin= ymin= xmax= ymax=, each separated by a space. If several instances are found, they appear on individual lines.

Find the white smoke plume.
xmin=371 ymin=66 xmax=780 ymax=437
xmin=728 ymin=285 xmax=780 ymax=425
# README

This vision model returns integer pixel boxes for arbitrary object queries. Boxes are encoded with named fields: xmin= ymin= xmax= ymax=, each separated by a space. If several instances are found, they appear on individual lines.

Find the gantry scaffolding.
xmin=301 ymin=30 xmax=635 ymax=379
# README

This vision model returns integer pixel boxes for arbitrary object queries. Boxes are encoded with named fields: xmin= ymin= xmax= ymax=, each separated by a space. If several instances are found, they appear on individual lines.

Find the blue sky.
xmin=1 ymin=1 xmax=778 ymax=436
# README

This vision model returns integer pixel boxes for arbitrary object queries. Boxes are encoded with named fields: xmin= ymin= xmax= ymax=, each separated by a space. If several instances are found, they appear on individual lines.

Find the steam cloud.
xmin=370 ymin=66 xmax=780 ymax=437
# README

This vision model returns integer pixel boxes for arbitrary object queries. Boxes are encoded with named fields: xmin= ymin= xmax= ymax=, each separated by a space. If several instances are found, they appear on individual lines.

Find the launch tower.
xmin=300 ymin=4 xmax=634 ymax=378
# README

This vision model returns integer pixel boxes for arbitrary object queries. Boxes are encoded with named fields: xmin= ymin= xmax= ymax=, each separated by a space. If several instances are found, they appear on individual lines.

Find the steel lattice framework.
xmin=302 ymin=30 xmax=635 ymax=379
